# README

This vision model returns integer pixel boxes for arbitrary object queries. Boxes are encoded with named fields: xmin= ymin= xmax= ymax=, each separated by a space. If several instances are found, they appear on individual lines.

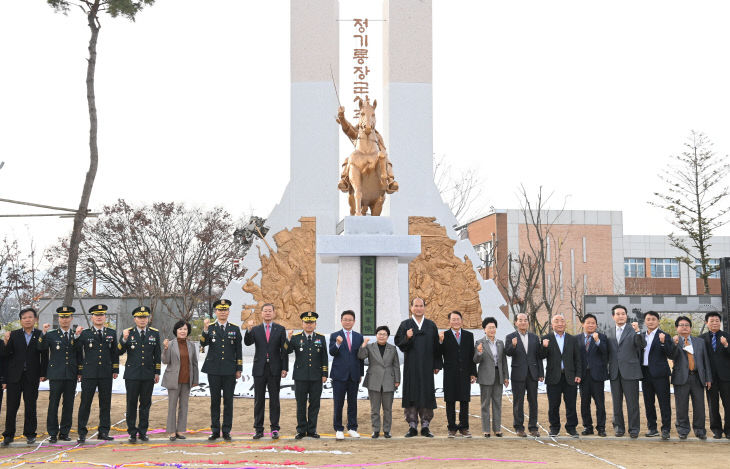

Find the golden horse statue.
xmin=336 ymin=97 xmax=398 ymax=216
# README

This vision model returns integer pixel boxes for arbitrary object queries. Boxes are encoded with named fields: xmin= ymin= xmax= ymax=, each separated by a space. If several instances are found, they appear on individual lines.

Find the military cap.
xmin=56 ymin=305 xmax=75 ymax=317
xmin=132 ymin=305 xmax=151 ymax=317
xmin=88 ymin=304 xmax=108 ymax=315
xmin=300 ymin=311 xmax=318 ymax=322
xmin=213 ymin=299 xmax=232 ymax=310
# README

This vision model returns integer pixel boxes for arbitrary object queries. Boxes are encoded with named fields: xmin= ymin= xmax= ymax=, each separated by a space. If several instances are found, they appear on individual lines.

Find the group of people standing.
xmin=0 ymin=299 xmax=728 ymax=444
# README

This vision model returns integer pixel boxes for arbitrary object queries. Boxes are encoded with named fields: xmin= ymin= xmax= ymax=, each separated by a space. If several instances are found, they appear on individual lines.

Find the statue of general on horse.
xmin=336 ymin=97 xmax=398 ymax=216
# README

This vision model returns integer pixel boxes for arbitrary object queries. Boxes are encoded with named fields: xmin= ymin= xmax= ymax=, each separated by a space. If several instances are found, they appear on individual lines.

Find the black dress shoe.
xmin=139 ymin=435 xmax=149 ymax=442
xmin=223 ymin=433 xmax=232 ymax=441
xmin=271 ymin=431 xmax=279 ymax=440
xmin=495 ymin=432 xmax=503 ymax=437
xmin=581 ymin=429 xmax=594 ymax=436
xmin=568 ymin=431 xmax=579 ymax=438
xmin=97 ymin=434 xmax=114 ymax=441
xmin=208 ymin=434 xmax=219 ymax=441
xmin=698 ymin=434 xmax=707 ymax=440
xmin=77 ymin=436 xmax=85 ymax=445
xmin=371 ymin=432 xmax=379 ymax=439
xmin=645 ymin=430 xmax=659 ymax=437
xmin=383 ymin=432 xmax=391 ymax=438
xmin=405 ymin=428 xmax=418 ymax=438
xmin=26 ymin=436 xmax=36 ymax=444
xmin=679 ymin=434 xmax=688 ymax=440
xmin=307 ymin=433 xmax=321 ymax=439
xmin=58 ymin=435 xmax=71 ymax=442
xmin=295 ymin=433 xmax=305 ymax=440
xmin=1 ymin=437 xmax=12 ymax=447
xmin=629 ymin=433 xmax=639 ymax=439
xmin=128 ymin=435 xmax=137 ymax=444
xmin=712 ymin=433 xmax=723 ymax=439
xmin=175 ymin=434 xmax=186 ymax=440
xmin=49 ymin=436 xmax=58 ymax=444
xmin=614 ymin=431 xmax=625 ymax=437
xmin=421 ymin=427 xmax=434 ymax=438
xmin=169 ymin=435 xmax=177 ymax=441
xmin=597 ymin=431 xmax=607 ymax=437
xmin=252 ymin=432 xmax=264 ymax=440
xmin=661 ymin=431 xmax=670 ymax=440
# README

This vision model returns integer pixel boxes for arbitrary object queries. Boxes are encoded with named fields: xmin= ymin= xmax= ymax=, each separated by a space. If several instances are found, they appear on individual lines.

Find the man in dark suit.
xmin=504 ymin=312 xmax=544 ymax=437
xmin=118 ymin=306 xmax=161 ymax=443
xmin=74 ymin=304 xmax=119 ymax=444
xmin=1 ymin=307 xmax=48 ymax=446
xmin=577 ymin=313 xmax=608 ymax=437
xmin=286 ymin=311 xmax=328 ymax=439
xmin=701 ymin=311 xmax=730 ymax=439
xmin=244 ymin=302 xmax=289 ymax=440
xmin=37 ymin=305 xmax=81 ymax=443
xmin=329 ymin=310 xmax=364 ymax=440
xmin=439 ymin=311 xmax=477 ymax=438
xmin=201 ymin=299 xmax=243 ymax=441
xmin=541 ymin=313 xmax=582 ymax=437
xmin=671 ymin=316 xmax=712 ymax=440
xmin=607 ymin=304 xmax=645 ymax=438
xmin=640 ymin=311 xmax=674 ymax=439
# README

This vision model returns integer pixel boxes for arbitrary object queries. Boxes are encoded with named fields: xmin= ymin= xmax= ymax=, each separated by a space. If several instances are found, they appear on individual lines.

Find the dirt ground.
xmin=0 ymin=391 xmax=729 ymax=468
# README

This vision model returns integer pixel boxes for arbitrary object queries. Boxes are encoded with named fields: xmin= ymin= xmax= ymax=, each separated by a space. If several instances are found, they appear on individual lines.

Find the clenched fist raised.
xmin=542 ymin=338 xmax=549 ymax=348
xmin=659 ymin=333 xmax=666 ymax=343
xmin=163 ymin=339 xmax=169 ymax=350
xmin=512 ymin=337 xmax=518 ymax=347
xmin=336 ymin=335 xmax=343 ymax=345
xmin=438 ymin=331 xmax=445 ymax=343
xmin=477 ymin=343 xmax=483 ymax=353
xmin=4 ymin=331 xmax=10 ymax=343
xmin=631 ymin=322 xmax=640 ymax=332
xmin=203 ymin=318 xmax=210 ymax=332
xmin=42 ymin=323 xmax=50 ymax=333
xmin=287 ymin=330 xmax=293 ymax=340
xmin=75 ymin=326 xmax=84 ymax=336
xmin=122 ymin=329 xmax=130 ymax=341
xmin=592 ymin=332 xmax=599 ymax=343
xmin=406 ymin=328 xmax=414 ymax=338
xmin=673 ymin=335 xmax=679 ymax=345
xmin=246 ymin=319 xmax=254 ymax=331
xmin=721 ymin=336 xmax=728 ymax=348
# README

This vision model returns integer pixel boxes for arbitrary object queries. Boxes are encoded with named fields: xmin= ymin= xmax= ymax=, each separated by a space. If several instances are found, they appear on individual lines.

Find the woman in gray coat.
xmin=473 ymin=317 xmax=509 ymax=437
xmin=162 ymin=320 xmax=199 ymax=441
xmin=357 ymin=325 xmax=400 ymax=438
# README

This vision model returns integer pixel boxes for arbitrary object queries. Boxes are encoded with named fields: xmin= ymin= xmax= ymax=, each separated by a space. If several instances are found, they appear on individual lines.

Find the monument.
xmin=223 ymin=0 xmax=510 ymax=340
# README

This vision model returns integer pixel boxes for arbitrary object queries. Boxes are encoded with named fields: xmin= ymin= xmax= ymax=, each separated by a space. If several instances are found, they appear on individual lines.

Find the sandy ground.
xmin=0 ymin=390 xmax=728 ymax=468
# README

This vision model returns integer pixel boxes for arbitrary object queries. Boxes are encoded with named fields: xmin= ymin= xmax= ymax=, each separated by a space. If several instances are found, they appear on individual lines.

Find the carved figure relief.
xmin=408 ymin=216 xmax=482 ymax=328
xmin=241 ymin=217 xmax=316 ymax=329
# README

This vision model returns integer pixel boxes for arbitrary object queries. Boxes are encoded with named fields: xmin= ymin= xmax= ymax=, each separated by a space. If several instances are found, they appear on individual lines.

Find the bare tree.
xmin=47 ymin=0 xmax=156 ymax=305
xmin=433 ymin=153 xmax=485 ymax=224
xmin=47 ymin=200 xmax=260 ymax=321
xmin=650 ymin=131 xmax=730 ymax=294
xmin=492 ymin=186 xmax=565 ymax=334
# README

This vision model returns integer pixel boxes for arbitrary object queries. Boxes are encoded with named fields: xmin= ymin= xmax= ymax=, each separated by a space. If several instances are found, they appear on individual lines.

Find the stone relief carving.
xmin=408 ymin=216 xmax=482 ymax=328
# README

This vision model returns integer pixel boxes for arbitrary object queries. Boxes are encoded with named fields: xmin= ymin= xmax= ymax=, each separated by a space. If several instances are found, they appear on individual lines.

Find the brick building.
xmin=459 ymin=209 xmax=730 ymax=329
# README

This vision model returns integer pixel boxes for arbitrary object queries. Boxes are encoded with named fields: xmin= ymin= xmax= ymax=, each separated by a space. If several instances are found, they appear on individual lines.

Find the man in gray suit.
xmin=473 ymin=317 xmax=508 ymax=438
xmin=358 ymin=326 xmax=400 ymax=439
xmin=607 ymin=304 xmax=645 ymax=438
xmin=671 ymin=316 xmax=712 ymax=440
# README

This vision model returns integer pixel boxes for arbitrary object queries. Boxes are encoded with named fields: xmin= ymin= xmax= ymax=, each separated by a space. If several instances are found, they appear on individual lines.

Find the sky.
xmin=1 ymin=0 xmax=730 ymax=259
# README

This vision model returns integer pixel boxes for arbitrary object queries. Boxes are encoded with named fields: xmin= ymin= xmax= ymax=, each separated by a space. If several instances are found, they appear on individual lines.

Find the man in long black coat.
xmin=394 ymin=297 xmax=442 ymax=438
xmin=439 ymin=311 xmax=477 ymax=437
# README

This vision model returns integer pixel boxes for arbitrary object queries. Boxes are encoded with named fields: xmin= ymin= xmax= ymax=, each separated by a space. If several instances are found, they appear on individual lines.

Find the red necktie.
xmin=265 ymin=323 xmax=270 ymax=342
xmin=346 ymin=331 xmax=352 ymax=350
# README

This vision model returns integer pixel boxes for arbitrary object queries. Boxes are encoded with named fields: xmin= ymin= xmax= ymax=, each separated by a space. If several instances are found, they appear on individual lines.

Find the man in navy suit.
xmin=701 ymin=311 xmax=730 ymax=439
xmin=640 ymin=311 xmax=674 ymax=439
xmin=1 ymin=307 xmax=48 ymax=446
xmin=577 ymin=314 xmax=608 ymax=436
xmin=329 ymin=310 xmax=364 ymax=440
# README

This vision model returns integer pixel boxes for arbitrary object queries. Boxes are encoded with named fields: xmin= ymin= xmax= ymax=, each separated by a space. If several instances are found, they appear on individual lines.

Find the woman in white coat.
xmin=162 ymin=320 xmax=199 ymax=441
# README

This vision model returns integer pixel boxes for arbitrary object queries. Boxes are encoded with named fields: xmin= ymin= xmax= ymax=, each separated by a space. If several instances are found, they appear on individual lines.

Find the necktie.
xmin=140 ymin=330 xmax=145 ymax=342
xmin=97 ymin=329 xmax=103 ymax=341
xmin=346 ymin=331 xmax=351 ymax=350
xmin=712 ymin=333 xmax=717 ymax=352
xmin=265 ymin=323 xmax=270 ymax=342
xmin=308 ymin=334 xmax=312 ymax=343
xmin=585 ymin=335 xmax=590 ymax=351
xmin=685 ymin=337 xmax=695 ymax=371
xmin=456 ymin=330 xmax=460 ymax=343
xmin=64 ymin=332 xmax=69 ymax=342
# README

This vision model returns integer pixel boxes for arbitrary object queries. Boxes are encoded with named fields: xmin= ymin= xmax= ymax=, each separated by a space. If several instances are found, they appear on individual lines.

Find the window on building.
xmin=650 ymin=258 xmax=679 ymax=278
xmin=475 ymin=241 xmax=493 ymax=267
xmin=624 ymin=258 xmax=645 ymax=278
xmin=695 ymin=258 xmax=721 ymax=279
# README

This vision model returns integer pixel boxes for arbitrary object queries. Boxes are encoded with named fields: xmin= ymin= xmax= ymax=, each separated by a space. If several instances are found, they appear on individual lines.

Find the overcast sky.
xmin=1 ymin=0 xmax=729 ymax=258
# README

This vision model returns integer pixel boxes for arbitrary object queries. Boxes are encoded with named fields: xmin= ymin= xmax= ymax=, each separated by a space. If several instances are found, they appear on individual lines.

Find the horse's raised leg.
xmin=349 ymin=165 xmax=363 ymax=216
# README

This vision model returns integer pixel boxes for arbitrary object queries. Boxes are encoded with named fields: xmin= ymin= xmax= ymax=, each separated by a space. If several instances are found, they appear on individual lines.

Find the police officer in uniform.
xmin=74 ymin=304 xmax=119 ymax=444
xmin=118 ymin=306 xmax=161 ymax=443
xmin=200 ymin=299 xmax=242 ymax=441
xmin=286 ymin=311 xmax=328 ymax=439
xmin=37 ymin=305 xmax=82 ymax=443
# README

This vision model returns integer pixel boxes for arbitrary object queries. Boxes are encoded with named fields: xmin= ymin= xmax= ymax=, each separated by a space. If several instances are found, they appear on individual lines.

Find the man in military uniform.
xmin=118 ymin=306 xmax=161 ymax=443
xmin=286 ymin=311 xmax=328 ymax=439
xmin=200 ymin=299 xmax=242 ymax=441
xmin=37 ymin=305 xmax=81 ymax=443
xmin=74 ymin=304 xmax=119 ymax=444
